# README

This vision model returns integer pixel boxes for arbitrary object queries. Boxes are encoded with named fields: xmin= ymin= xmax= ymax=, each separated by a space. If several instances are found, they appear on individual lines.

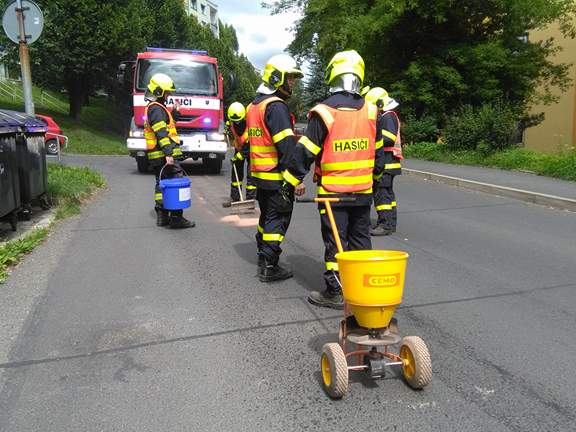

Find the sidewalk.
xmin=402 ymin=159 xmax=576 ymax=212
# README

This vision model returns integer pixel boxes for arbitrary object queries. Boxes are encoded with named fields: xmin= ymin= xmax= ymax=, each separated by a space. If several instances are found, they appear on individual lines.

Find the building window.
xmin=190 ymin=0 xmax=197 ymax=10
xmin=201 ymin=4 xmax=206 ymax=15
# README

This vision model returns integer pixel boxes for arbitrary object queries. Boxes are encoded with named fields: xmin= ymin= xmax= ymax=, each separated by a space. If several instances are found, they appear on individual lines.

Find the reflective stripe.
xmin=148 ymin=150 xmax=164 ymax=159
xmin=375 ymin=139 xmax=384 ymax=150
xmin=382 ymin=130 xmax=398 ymax=142
xmin=154 ymin=193 xmax=163 ymax=200
xmin=321 ymin=160 xmax=374 ymax=171
xmin=246 ymin=185 xmax=257 ymax=190
xmin=262 ymin=233 xmax=284 ymax=242
xmin=258 ymin=225 xmax=264 ymax=233
xmin=384 ymin=163 xmax=401 ymax=170
xmin=236 ymin=152 xmax=245 ymax=161
xmin=252 ymin=172 xmax=283 ymax=181
xmin=173 ymin=147 xmax=183 ymax=157
xmin=326 ymin=262 xmax=339 ymax=271
xmin=317 ymin=185 xmax=372 ymax=195
xmin=272 ymin=128 xmax=294 ymax=143
xmin=376 ymin=204 xmax=394 ymax=211
xmin=319 ymin=209 xmax=326 ymax=214
xmin=252 ymin=157 xmax=278 ymax=166
xmin=367 ymin=103 xmax=378 ymax=120
xmin=312 ymin=105 xmax=335 ymax=128
xmin=152 ymin=121 xmax=167 ymax=132
xmin=299 ymin=136 xmax=321 ymax=156
xmin=159 ymin=137 xmax=171 ymax=146
xmin=231 ymin=182 xmax=240 ymax=187
xmin=322 ymin=174 xmax=373 ymax=185
xmin=282 ymin=170 xmax=300 ymax=186
xmin=373 ymin=172 xmax=383 ymax=181
xmin=250 ymin=145 xmax=276 ymax=152
xmin=392 ymin=201 xmax=397 ymax=207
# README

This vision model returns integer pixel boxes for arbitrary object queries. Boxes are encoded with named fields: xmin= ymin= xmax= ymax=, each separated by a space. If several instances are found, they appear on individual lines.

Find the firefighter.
xmin=144 ymin=73 xmax=195 ymax=229
xmin=222 ymin=102 xmax=256 ymax=207
xmin=246 ymin=54 xmax=304 ymax=282
xmin=364 ymin=87 xmax=402 ymax=236
xmin=283 ymin=50 xmax=385 ymax=309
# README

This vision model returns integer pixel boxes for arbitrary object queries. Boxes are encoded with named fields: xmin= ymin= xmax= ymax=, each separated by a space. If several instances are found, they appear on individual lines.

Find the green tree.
xmin=268 ymin=0 xmax=576 ymax=127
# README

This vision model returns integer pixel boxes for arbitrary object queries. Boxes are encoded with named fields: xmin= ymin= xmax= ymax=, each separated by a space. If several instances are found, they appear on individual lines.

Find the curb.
xmin=403 ymin=169 xmax=576 ymax=213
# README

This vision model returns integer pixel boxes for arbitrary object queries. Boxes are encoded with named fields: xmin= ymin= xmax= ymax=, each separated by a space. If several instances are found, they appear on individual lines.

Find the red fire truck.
xmin=124 ymin=47 xmax=227 ymax=173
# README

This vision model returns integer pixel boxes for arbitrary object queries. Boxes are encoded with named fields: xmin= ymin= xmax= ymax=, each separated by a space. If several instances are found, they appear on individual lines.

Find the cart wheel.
xmin=39 ymin=194 xmax=51 ymax=210
xmin=400 ymin=336 xmax=432 ymax=389
xmin=9 ymin=211 xmax=18 ymax=231
xmin=321 ymin=343 xmax=348 ymax=399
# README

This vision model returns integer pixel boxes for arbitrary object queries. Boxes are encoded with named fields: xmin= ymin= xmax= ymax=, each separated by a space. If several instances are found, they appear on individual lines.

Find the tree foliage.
xmin=0 ymin=0 xmax=259 ymax=118
xmin=268 ymin=0 xmax=576 ymax=129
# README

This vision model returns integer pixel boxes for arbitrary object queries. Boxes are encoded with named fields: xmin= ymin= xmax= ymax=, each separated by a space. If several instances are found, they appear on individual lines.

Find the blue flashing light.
xmin=203 ymin=118 xmax=213 ymax=125
xmin=146 ymin=47 xmax=208 ymax=56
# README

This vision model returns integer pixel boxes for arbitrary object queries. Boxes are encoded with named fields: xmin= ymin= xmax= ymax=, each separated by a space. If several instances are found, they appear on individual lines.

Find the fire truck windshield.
xmin=136 ymin=58 xmax=217 ymax=96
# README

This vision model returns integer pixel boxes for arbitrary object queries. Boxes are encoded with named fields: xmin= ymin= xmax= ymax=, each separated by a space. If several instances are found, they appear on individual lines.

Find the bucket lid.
xmin=159 ymin=177 xmax=190 ymax=188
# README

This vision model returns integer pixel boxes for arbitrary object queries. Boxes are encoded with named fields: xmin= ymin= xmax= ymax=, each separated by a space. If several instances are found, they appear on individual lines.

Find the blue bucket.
xmin=159 ymin=177 xmax=191 ymax=210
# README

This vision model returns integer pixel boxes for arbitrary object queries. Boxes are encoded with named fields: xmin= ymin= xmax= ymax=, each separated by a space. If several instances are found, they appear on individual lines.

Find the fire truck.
xmin=123 ymin=47 xmax=227 ymax=174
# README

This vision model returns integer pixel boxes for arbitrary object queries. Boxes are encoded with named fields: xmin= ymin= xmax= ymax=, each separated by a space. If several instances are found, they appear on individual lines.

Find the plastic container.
xmin=0 ymin=114 xmax=21 ymax=230
xmin=336 ymin=250 xmax=409 ymax=329
xmin=159 ymin=177 xmax=191 ymax=210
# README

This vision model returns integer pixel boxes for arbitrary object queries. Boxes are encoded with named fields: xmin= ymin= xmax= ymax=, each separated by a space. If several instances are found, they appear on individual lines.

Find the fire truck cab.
xmin=125 ymin=47 xmax=227 ymax=174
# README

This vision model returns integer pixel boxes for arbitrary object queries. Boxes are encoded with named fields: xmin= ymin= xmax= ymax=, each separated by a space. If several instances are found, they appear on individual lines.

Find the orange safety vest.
xmin=144 ymin=102 xmax=180 ymax=150
xmin=312 ymin=102 xmax=377 ymax=193
xmin=230 ymin=122 xmax=249 ymax=151
xmin=246 ymin=96 xmax=285 ymax=173
xmin=381 ymin=110 xmax=403 ymax=160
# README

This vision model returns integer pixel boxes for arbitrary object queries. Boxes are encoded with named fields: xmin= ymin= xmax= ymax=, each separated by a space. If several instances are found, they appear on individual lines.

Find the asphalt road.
xmin=1 ymin=155 xmax=575 ymax=431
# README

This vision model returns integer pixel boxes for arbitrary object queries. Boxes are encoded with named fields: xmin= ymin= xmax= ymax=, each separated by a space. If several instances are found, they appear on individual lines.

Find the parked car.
xmin=35 ymin=114 xmax=66 ymax=155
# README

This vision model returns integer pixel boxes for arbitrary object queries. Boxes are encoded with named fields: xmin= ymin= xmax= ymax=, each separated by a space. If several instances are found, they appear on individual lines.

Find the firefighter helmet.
xmin=262 ymin=54 xmax=303 ymax=89
xmin=364 ymin=87 xmax=389 ymax=108
xmin=227 ymin=102 xmax=246 ymax=122
xmin=147 ymin=73 xmax=176 ymax=98
xmin=324 ymin=50 xmax=365 ymax=85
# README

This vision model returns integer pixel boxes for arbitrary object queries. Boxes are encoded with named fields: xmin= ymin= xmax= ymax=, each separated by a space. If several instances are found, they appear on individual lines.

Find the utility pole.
xmin=16 ymin=0 xmax=35 ymax=116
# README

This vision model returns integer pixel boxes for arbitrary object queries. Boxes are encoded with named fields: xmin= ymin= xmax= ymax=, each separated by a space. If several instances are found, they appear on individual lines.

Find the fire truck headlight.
xmin=203 ymin=118 xmax=213 ymax=125
xmin=209 ymin=132 xmax=225 ymax=141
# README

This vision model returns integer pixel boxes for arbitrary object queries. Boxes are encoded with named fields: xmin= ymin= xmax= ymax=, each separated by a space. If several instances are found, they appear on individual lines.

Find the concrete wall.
xmin=524 ymin=24 xmax=576 ymax=154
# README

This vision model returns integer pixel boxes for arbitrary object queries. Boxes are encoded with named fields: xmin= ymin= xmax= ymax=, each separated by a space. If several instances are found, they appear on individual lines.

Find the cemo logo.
xmin=363 ymin=273 xmax=400 ymax=288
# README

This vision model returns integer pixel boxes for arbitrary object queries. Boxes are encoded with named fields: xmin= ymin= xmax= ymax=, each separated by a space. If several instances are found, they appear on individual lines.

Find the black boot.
xmin=169 ymin=210 xmax=195 ymax=229
xmin=257 ymin=253 xmax=265 ymax=269
xmin=308 ymin=289 xmax=344 ymax=310
xmin=259 ymin=261 xmax=293 ymax=282
xmin=371 ymin=224 xmax=393 ymax=236
xmin=155 ymin=207 xmax=170 ymax=227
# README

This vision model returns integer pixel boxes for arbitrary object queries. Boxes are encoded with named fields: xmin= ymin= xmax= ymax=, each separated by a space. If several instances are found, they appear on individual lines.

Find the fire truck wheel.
xmin=203 ymin=158 xmax=222 ymax=174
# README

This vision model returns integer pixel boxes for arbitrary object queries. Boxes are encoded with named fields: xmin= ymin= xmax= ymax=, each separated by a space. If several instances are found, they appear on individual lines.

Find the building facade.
xmin=184 ymin=0 xmax=219 ymax=38
xmin=524 ymin=23 xmax=576 ymax=154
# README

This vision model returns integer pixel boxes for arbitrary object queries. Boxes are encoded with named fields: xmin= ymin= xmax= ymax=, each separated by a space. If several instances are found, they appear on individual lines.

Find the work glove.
xmin=277 ymin=181 xmax=295 ymax=213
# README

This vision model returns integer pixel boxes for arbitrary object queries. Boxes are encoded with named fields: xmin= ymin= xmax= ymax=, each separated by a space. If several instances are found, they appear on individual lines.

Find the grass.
xmin=0 ymin=164 xmax=106 ymax=282
xmin=404 ymin=142 xmax=576 ymax=182
xmin=1 ymin=85 xmax=129 ymax=155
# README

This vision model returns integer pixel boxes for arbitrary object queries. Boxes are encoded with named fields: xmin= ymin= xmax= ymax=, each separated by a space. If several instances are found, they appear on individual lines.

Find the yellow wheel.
xmin=320 ymin=343 xmax=348 ymax=398
xmin=400 ymin=336 xmax=432 ymax=389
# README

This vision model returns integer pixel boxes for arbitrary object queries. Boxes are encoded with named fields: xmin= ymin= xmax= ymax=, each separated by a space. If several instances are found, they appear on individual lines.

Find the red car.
xmin=36 ymin=114 xmax=67 ymax=155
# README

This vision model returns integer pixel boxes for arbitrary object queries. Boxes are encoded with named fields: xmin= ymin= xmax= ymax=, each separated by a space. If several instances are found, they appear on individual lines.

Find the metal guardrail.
xmin=0 ymin=78 xmax=68 ymax=113
xmin=45 ymin=133 xmax=69 ymax=162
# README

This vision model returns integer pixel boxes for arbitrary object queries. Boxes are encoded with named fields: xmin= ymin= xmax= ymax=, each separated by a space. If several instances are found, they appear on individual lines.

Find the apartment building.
xmin=184 ymin=0 xmax=219 ymax=38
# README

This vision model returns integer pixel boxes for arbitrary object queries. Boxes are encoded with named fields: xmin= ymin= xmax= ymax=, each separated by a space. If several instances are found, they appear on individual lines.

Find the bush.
xmin=444 ymin=102 xmax=520 ymax=153
xmin=402 ymin=115 xmax=440 ymax=144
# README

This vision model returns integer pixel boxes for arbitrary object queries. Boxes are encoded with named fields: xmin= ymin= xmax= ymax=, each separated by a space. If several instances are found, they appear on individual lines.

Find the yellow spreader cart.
xmin=304 ymin=197 xmax=432 ymax=399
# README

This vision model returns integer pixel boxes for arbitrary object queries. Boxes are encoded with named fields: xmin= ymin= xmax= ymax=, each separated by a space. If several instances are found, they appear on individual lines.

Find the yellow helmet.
xmin=324 ymin=50 xmax=365 ymax=85
xmin=364 ymin=87 xmax=389 ymax=107
xmin=360 ymin=86 xmax=371 ymax=97
xmin=262 ymin=54 xmax=304 ymax=89
xmin=147 ymin=73 xmax=176 ymax=98
xmin=227 ymin=102 xmax=246 ymax=122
